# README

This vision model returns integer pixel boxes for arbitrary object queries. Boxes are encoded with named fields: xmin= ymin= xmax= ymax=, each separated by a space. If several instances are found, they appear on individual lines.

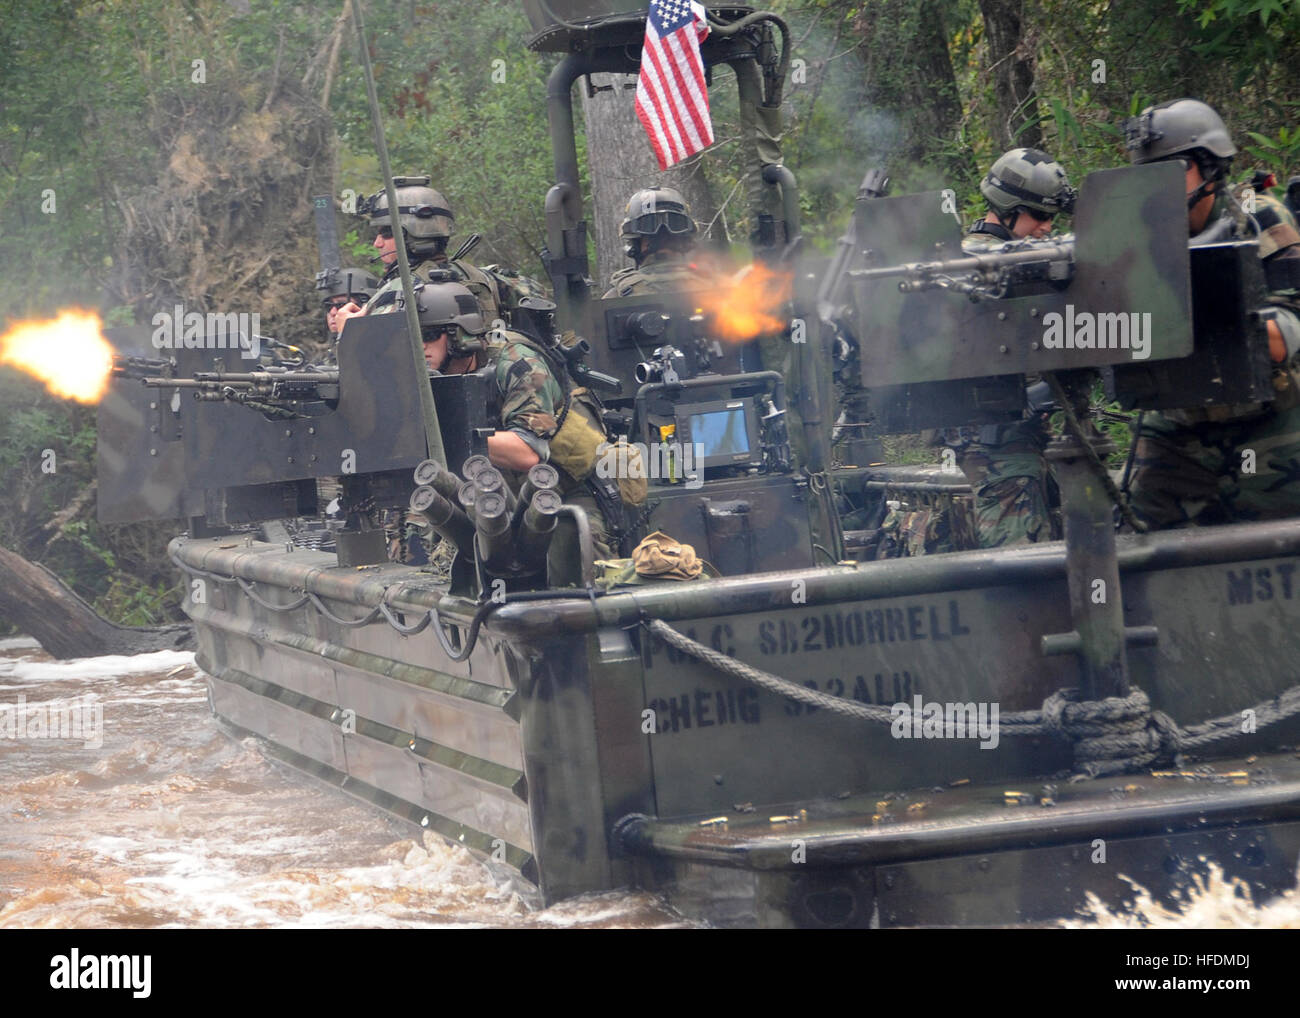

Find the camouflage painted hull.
xmin=172 ymin=519 xmax=1300 ymax=927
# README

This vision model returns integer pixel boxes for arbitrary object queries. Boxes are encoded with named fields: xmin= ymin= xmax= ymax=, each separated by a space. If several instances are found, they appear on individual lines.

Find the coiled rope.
xmin=645 ymin=617 xmax=1300 ymax=777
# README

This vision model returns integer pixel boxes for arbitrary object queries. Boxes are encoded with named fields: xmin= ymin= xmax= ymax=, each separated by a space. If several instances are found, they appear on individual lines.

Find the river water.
xmin=1 ymin=639 xmax=1295 ymax=929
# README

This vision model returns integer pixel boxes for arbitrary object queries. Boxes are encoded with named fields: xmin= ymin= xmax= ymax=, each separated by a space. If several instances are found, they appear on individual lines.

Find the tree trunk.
xmin=580 ymin=72 xmax=718 ymax=290
xmin=853 ymin=0 xmax=973 ymax=185
xmin=978 ymin=0 xmax=1042 ymax=151
xmin=0 ymin=546 xmax=193 ymax=660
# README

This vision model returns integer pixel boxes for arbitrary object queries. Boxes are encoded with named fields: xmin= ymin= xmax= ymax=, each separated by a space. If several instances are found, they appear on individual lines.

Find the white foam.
xmin=0 ymin=650 xmax=196 ymax=683
xmin=0 ymin=637 xmax=42 ymax=650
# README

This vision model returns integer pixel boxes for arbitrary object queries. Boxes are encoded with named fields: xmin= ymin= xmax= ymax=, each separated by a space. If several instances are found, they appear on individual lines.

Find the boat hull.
xmin=174 ymin=519 xmax=1300 ymax=925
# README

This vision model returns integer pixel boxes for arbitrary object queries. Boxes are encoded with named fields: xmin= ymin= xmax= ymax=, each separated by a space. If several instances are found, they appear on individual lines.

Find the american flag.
xmin=635 ymin=0 xmax=714 ymax=171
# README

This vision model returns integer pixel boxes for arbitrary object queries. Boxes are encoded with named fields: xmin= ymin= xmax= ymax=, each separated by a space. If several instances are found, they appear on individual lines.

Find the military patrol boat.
xmin=97 ymin=1 xmax=1300 ymax=927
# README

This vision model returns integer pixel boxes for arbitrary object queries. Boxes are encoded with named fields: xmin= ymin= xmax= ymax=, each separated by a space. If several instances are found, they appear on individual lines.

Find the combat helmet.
xmin=1123 ymin=99 xmax=1237 ymax=206
xmin=365 ymin=175 xmax=455 ymax=256
xmin=317 ymin=266 xmax=379 ymax=304
xmin=981 ymin=148 xmax=1077 ymax=220
xmin=414 ymin=274 xmax=487 ymax=359
xmin=620 ymin=186 xmax=696 ymax=261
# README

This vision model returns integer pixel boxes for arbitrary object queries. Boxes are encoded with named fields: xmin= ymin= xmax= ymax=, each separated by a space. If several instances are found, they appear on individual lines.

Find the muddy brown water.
xmin=1 ymin=639 xmax=1294 ymax=928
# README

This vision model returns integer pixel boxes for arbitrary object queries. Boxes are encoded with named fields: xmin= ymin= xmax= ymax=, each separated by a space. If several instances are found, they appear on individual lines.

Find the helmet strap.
xmin=995 ymin=207 xmax=1020 ymax=233
xmin=1186 ymin=155 xmax=1229 ymax=210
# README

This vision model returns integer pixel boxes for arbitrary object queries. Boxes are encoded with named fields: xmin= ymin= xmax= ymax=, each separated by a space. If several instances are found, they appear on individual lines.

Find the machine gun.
xmin=849 ymin=240 xmax=1075 ymax=301
xmin=129 ymin=364 xmax=341 ymax=420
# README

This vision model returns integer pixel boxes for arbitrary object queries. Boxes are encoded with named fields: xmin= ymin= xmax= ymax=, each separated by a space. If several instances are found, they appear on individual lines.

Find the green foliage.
xmin=1175 ymin=0 xmax=1300 ymax=64
xmin=329 ymin=3 xmax=560 ymax=276
xmin=1243 ymin=123 xmax=1300 ymax=183
xmin=882 ymin=433 xmax=939 ymax=466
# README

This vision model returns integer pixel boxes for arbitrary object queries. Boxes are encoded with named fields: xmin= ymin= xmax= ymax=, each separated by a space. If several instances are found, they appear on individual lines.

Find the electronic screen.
xmin=673 ymin=397 xmax=764 ymax=473
xmin=689 ymin=406 xmax=750 ymax=458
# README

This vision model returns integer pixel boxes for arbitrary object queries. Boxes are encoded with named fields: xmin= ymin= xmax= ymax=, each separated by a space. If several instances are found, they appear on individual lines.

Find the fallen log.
xmin=0 ymin=544 xmax=193 ymax=659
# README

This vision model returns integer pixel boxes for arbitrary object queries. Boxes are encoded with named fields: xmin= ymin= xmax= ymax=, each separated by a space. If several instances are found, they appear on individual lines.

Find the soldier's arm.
xmin=494 ymin=343 xmax=565 ymax=472
xmin=487 ymin=431 xmax=540 ymax=471
xmin=1265 ymin=302 xmax=1300 ymax=363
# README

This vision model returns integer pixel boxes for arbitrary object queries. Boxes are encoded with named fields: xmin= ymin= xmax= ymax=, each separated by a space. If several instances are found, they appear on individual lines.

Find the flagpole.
xmin=350 ymin=0 xmax=447 ymax=469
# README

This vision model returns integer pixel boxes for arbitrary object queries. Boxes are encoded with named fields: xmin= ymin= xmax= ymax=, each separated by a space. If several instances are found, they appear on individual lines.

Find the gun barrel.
xmin=139 ymin=371 xmax=339 ymax=388
xmin=848 ymin=242 xmax=1074 ymax=284
xmin=140 ymin=377 xmax=212 ymax=388
xmin=512 ymin=463 xmax=561 ymax=529
xmin=473 ymin=466 xmax=518 ymax=515
xmin=457 ymin=479 xmax=478 ymax=523
xmin=412 ymin=458 xmax=465 ymax=501
xmin=191 ymin=371 xmax=338 ymax=383
xmin=461 ymin=455 xmax=493 ymax=481
xmin=515 ymin=488 xmax=562 ymax=571
xmin=409 ymin=485 xmax=475 ymax=553
xmin=473 ymin=491 xmax=513 ymax=569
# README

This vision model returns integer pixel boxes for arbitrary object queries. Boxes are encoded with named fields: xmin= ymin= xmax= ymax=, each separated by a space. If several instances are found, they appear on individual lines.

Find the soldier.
xmin=946 ymin=148 xmax=1077 ymax=547
xmin=335 ymin=175 xmax=543 ymax=332
xmin=319 ymin=267 xmax=378 ymax=340
xmin=416 ymin=278 xmax=628 ymax=586
xmin=603 ymin=187 xmax=715 ymax=297
xmin=1123 ymin=99 xmax=1300 ymax=528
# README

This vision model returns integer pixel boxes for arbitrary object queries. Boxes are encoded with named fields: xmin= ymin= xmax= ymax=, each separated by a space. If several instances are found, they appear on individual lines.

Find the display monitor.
xmin=673 ymin=397 xmax=764 ymax=473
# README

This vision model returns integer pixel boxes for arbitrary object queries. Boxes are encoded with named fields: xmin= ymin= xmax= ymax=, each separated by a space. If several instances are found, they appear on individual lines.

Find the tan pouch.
xmin=632 ymin=531 xmax=704 ymax=580
xmin=547 ymin=387 xmax=605 ymax=481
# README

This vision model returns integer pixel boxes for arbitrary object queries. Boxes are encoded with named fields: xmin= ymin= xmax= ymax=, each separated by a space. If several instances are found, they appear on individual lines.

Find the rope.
xmin=236 ymin=577 xmax=309 ymax=612
xmin=379 ymin=601 xmax=433 ymax=635
xmin=645 ymin=618 xmax=1300 ymax=777
xmin=646 ymin=618 xmax=895 ymax=723
xmin=307 ymin=592 xmax=381 ymax=628
xmin=172 ymin=548 xmax=422 ymax=636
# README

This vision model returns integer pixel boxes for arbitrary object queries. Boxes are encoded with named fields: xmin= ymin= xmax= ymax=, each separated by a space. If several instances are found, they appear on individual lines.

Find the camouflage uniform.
xmin=602 ymin=250 xmax=715 ymax=297
xmin=1129 ymin=189 xmax=1300 ymax=528
xmin=487 ymin=330 xmax=617 ymax=586
xmin=947 ymin=222 xmax=1057 ymax=547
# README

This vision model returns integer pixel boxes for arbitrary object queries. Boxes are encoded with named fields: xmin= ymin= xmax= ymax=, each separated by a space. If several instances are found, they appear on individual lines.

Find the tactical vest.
xmin=486 ymin=330 xmax=646 ymax=510
xmin=604 ymin=256 xmax=714 ymax=297
xmin=365 ymin=257 xmax=507 ymax=323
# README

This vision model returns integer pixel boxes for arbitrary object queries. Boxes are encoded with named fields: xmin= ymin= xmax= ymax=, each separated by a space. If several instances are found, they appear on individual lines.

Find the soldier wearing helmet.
xmin=967 ymin=147 xmax=1077 ymax=248
xmin=1121 ymin=99 xmax=1300 ymax=528
xmin=937 ymin=148 xmax=1077 ymax=547
xmin=603 ymin=186 xmax=715 ymax=296
xmin=334 ymin=175 xmax=545 ymax=333
xmin=417 ymin=276 xmax=624 ymax=585
xmin=318 ymin=267 xmax=378 ymax=339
